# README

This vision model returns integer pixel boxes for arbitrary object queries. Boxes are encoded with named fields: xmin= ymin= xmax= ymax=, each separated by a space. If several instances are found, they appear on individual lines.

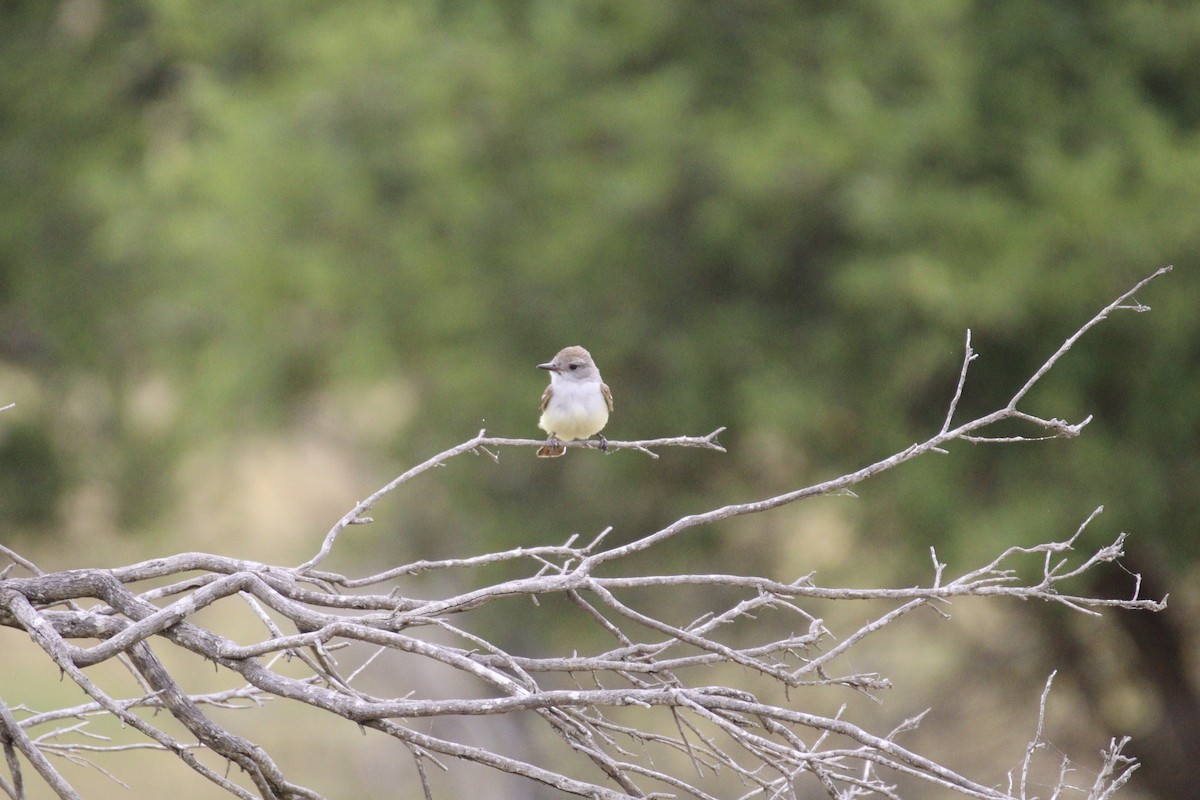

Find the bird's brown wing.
xmin=601 ymin=382 xmax=614 ymax=412
xmin=539 ymin=384 xmax=554 ymax=413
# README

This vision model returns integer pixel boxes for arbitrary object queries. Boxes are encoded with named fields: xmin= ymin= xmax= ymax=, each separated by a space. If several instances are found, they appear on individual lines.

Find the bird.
xmin=536 ymin=346 xmax=613 ymax=458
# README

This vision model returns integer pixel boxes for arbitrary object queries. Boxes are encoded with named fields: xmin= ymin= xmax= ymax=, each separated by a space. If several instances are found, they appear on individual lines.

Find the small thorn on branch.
xmin=1047 ymin=415 xmax=1092 ymax=437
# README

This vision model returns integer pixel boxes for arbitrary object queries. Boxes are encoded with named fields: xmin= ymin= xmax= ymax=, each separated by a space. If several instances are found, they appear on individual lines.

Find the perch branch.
xmin=0 ymin=267 xmax=1172 ymax=799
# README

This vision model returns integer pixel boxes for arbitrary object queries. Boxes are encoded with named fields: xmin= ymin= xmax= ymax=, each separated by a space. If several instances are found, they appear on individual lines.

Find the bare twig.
xmin=0 ymin=693 xmax=81 ymax=800
xmin=0 ymin=267 xmax=1172 ymax=799
xmin=296 ymin=428 xmax=726 ymax=573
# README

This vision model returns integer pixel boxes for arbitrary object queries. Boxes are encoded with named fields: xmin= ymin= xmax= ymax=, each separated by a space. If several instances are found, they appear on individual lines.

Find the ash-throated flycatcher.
xmin=536 ymin=346 xmax=613 ymax=457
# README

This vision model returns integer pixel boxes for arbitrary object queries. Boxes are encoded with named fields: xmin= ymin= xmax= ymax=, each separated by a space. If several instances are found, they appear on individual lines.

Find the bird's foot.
xmin=536 ymin=436 xmax=566 ymax=458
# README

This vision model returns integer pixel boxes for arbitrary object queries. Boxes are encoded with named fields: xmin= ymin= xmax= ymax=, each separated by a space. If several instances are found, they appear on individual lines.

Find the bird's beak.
xmin=537 ymin=362 xmax=558 ymax=371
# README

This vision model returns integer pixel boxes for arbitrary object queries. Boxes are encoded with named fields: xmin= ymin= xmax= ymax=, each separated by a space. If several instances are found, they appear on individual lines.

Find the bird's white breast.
xmin=539 ymin=378 xmax=609 ymax=440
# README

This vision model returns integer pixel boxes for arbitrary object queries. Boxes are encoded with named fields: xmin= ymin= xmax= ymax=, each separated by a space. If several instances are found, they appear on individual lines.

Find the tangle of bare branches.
xmin=0 ymin=266 xmax=1172 ymax=799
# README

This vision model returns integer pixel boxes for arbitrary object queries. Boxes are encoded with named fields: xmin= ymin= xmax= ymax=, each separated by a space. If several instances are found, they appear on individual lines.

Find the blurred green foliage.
xmin=2 ymin=1 xmax=1199 ymax=795
xmin=5 ymin=0 xmax=1196 ymax=552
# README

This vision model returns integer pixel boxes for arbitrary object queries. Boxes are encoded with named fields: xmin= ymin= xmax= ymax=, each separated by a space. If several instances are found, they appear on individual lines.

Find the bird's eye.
xmin=568 ymin=363 xmax=578 ymax=370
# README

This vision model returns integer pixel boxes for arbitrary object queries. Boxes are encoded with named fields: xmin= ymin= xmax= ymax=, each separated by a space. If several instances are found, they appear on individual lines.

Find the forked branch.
xmin=0 ymin=267 xmax=1172 ymax=800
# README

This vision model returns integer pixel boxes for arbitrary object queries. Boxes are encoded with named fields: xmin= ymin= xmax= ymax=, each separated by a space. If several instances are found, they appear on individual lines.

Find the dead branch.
xmin=0 ymin=267 xmax=1172 ymax=799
